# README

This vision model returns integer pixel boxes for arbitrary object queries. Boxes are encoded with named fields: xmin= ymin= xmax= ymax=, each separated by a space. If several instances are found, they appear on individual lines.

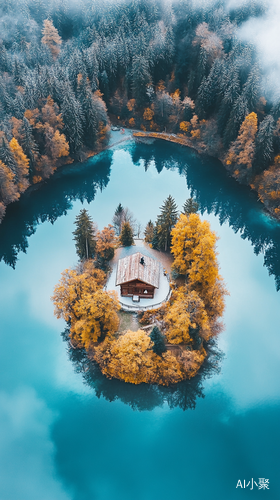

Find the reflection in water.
xmin=0 ymin=151 xmax=113 ymax=268
xmin=1 ymin=140 xmax=280 ymax=290
xmin=132 ymin=141 xmax=280 ymax=290
xmin=62 ymin=329 xmax=223 ymax=411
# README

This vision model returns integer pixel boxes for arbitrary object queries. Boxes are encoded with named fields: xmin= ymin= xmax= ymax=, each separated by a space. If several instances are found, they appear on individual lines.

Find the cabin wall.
xmin=120 ymin=280 xmax=155 ymax=298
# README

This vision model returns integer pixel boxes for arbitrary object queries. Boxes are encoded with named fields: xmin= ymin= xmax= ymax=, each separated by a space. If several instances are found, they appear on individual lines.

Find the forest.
xmin=1 ymin=0 xmax=280 ymax=222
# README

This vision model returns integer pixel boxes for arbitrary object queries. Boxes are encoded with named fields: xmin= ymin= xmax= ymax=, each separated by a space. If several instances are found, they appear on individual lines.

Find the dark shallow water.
xmin=0 ymin=140 xmax=279 ymax=500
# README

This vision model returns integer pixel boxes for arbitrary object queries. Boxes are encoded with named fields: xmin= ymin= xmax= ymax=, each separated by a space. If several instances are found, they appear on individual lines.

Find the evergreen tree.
xmin=120 ymin=222 xmax=134 ymax=247
xmin=150 ymin=326 xmax=166 ymax=356
xmin=253 ymin=115 xmax=275 ymax=175
xmin=73 ymin=209 xmax=97 ymax=260
xmin=0 ymin=137 xmax=17 ymax=177
xmin=112 ymin=203 xmax=124 ymax=236
xmin=20 ymin=117 xmax=39 ymax=178
xmin=61 ymin=92 xmax=84 ymax=154
xmin=154 ymin=195 xmax=178 ymax=252
xmin=79 ymin=84 xmax=98 ymax=147
xmin=242 ymin=65 xmax=261 ymax=112
xmin=183 ymin=198 xmax=199 ymax=215
xmin=131 ymin=55 xmax=151 ymax=106
xmin=144 ymin=220 xmax=154 ymax=243
xmin=223 ymin=94 xmax=249 ymax=148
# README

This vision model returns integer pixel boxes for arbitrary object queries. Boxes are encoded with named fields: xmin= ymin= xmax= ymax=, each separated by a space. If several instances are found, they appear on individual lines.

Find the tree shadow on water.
xmin=0 ymin=151 xmax=113 ymax=268
xmin=61 ymin=328 xmax=224 ymax=412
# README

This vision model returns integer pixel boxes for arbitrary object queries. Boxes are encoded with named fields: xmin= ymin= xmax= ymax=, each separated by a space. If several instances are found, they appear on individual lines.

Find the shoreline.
xmin=1 ymin=127 xmax=278 ymax=222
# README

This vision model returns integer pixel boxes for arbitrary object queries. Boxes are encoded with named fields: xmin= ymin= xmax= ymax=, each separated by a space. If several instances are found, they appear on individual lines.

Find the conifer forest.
xmin=1 ymin=0 xmax=280 ymax=222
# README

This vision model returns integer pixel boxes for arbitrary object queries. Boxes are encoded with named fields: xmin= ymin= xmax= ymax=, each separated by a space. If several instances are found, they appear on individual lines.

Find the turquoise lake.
xmin=0 ymin=139 xmax=279 ymax=500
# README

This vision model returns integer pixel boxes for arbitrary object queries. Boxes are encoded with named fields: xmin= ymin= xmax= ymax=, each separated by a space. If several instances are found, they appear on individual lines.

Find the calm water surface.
xmin=0 ymin=140 xmax=280 ymax=500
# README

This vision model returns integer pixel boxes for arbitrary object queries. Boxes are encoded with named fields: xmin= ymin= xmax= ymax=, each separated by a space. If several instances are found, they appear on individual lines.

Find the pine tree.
xmin=73 ymin=209 xmax=97 ymax=260
xmin=131 ymin=55 xmax=151 ymax=106
xmin=253 ymin=115 xmax=275 ymax=175
xmin=144 ymin=220 xmax=154 ymax=243
xmin=150 ymin=326 xmax=166 ymax=356
xmin=112 ymin=203 xmax=124 ymax=236
xmin=120 ymin=222 xmax=134 ymax=247
xmin=79 ymin=84 xmax=98 ymax=147
xmin=183 ymin=198 xmax=199 ymax=215
xmin=20 ymin=117 xmax=39 ymax=178
xmin=61 ymin=92 xmax=84 ymax=154
xmin=154 ymin=195 xmax=178 ymax=252
xmin=223 ymin=94 xmax=249 ymax=147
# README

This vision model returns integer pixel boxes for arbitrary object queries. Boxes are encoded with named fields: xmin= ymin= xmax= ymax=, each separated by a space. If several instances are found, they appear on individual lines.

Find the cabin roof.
xmin=115 ymin=252 xmax=160 ymax=288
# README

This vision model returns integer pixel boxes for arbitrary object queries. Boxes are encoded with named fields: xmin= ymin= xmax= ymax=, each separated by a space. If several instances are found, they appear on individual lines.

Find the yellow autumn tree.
xmin=0 ymin=160 xmax=19 ymax=205
xmin=9 ymin=137 xmax=30 ymax=193
xmin=52 ymin=267 xmax=104 ymax=323
xmin=95 ymin=225 xmax=116 ymax=267
xmin=190 ymin=115 xmax=201 ymax=139
xmin=180 ymin=349 xmax=206 ymax=378
xmin=253 ymin=156 xmax=280 ymax=217
xmin=48 ymin=129 xmax=69 ymax=159
xmin=51 ymin=262 xmax=119 ymax=349
xmin=94 ymin=329 xmax=186 ymax=386
xmin=143 ymin=107 xmax=154 ymax=121
xmin=41 ymin=96 xmax=64 ymax=130
xmin=41 ymin=19 xmax=62 ymax=58
xmin=71 ymin=289 xmax=120 ymax=349
xmin=180 ymin=121 xmax=190 ymax=133
xmin=225 ymin=112 xmax=258 ymax=182
xmin=171 ymin=213 xmax=227 ymax=319
xmin=165 ymin=288 xmax=210 ymax=344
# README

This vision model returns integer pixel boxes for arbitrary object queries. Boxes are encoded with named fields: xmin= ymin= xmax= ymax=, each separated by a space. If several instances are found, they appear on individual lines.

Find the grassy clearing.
xmin=117 ymin=310 xmax=140 ymax=333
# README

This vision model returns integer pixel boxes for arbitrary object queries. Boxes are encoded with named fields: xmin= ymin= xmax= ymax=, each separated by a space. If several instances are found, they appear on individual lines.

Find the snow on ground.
xmin=105 ymin=240 xmax=171 ymax=310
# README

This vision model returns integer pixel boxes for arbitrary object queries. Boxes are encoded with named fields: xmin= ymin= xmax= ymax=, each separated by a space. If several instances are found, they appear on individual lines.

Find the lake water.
xmin=0 ymin=140 xmax=279 ymax=500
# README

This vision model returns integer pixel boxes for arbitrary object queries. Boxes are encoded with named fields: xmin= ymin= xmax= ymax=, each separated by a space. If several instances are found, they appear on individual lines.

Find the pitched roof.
xmin=116 ymin=252 xmax=160 ymax=288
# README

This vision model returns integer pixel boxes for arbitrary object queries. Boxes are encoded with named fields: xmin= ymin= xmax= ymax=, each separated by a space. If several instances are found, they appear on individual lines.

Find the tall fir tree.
xmin=112 ymin=203 xmax=124 ymax=236
xmin=20 ymin=117 xmax=39 ymax=178
xmin=144 ymin=220 xmax=154 ymax=243
xmin=153 ymin=195 xmax=178 ymax=251
xmin=120 ymin=221 xmax=134 ymax=247
xmin=73 ymin=209 xmax=97 ymax=260
xmin=61 ymin=91 xmax=84 ymax=154
xmin=253 ymin=115 xmax=275 ymax=175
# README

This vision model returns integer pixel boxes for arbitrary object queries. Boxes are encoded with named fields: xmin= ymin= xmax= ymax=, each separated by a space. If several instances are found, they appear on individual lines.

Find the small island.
xmin=52 ymin=197 xmax=228 ymax=386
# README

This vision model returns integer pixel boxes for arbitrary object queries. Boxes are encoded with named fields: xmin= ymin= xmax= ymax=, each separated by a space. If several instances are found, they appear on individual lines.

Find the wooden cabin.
xmin=116 ymin=252 xmax=160 ymax=299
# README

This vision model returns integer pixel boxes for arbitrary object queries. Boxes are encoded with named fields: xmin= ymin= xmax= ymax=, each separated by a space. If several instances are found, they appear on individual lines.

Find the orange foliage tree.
xmin=94 ymin=328 xmax=206 ymax=386
xmin=0 ymin=160 xmax=19 ymax=205
xmin=165 ymin=288 xmax=210 ymax=344
xmin=143 ymin=107 xmax=154 ymax=121
xmin=225 ymin=112 xmax=258 ymax=182
xmin=95 ymin=225 xmax=116 ymax=269
xmin=171 ymin=213 xmax=227 ymax=319
xmin=9 ymin=138 xmax=30 ymax=193
xmin=253 ymin=156 xmax=280 ymax=217
xmin=52 ymin=261 xmax=119 ymax=349
xmin=41 ymin=19 xmax=62 ymax=58
xmin=94 ymin=329 xmax=187 ymax=385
